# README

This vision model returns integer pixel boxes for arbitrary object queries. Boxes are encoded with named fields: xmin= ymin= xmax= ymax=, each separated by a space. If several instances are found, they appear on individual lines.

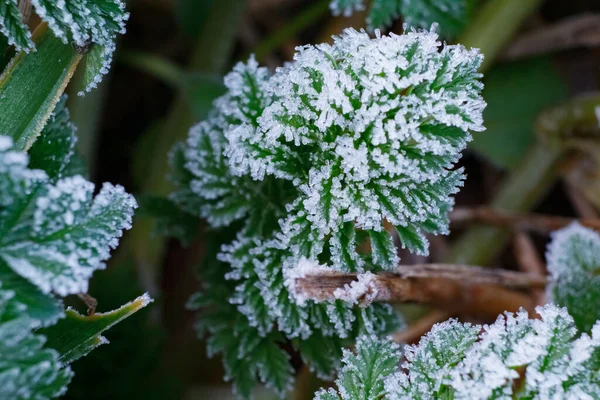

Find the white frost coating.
xmin=333 ymin=271 xmax=380 ymax=306
xmin=285 ymin=256 xmax=332 ymax=306
xmin=226 ymin=27 xmax=485 ymax=248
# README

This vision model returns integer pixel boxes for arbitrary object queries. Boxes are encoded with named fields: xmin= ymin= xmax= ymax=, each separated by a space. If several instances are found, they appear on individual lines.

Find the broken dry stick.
xmin=293 ymin=264 xmax=546 ymax=316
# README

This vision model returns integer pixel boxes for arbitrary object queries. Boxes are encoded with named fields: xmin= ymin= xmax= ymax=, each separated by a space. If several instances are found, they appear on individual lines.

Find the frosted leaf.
xmin=0 ymin=136 xmax=136 ymax=297
xmin=30 ymin=0 xmax=128 ymax=48
xmin=0 ymin=0 xmax=34 ymax=51
xmin=314 ymin=335 xmax=401 ymax=400
xmin=317 ymin=304 xmax=600 ymax=400
xmin=330 ymin=0 xmax=471 ymax=36
xmin=546 ymin=223 xmax=600 ymax=332
xmin=0 ymin=285 xmax=72 ymax=400
xmin=174 ymin=27 xmax=482 ymax=397
xmin=227 ymin=28 xmax=483 ymax=262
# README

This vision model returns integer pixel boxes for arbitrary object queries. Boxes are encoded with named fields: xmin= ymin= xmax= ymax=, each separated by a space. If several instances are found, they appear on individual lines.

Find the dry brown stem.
xmin=513 ymin=232 xmax=547 ymax=305
xmin=294 ymin=264 xmax=546 ymax=316
xmin=502 ymin=14 xmax=600 ymax=61
xmin=391 ymin=310 xmax=453 ymax=344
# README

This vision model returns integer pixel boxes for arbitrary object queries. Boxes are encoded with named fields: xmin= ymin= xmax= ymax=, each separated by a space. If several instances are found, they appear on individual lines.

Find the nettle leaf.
xmin=368 ymin=230 xmax=398 ymax=270
xmin=42 ymin=293 xmax=153 ymax=364
xmin=317 ymin=305 xmax=600 ymax=400
xmin=547 ymin=223 xmax=600 ymax=333
xmin=0 ymin=260 xmax=63 ymax=327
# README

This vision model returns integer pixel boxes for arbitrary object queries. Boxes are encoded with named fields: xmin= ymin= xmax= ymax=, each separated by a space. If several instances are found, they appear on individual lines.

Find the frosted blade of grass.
xmin=0 ymin=24 xmax=81 ymax=150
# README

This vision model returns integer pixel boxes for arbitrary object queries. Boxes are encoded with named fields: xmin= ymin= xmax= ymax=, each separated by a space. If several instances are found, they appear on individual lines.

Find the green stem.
xmin=120 ymin=51 xmax=184 ymax=89
xmin=251 ymin=0 xmax=330 ymax=62
xmin=459 ymin=0 xmax=545 ymax=72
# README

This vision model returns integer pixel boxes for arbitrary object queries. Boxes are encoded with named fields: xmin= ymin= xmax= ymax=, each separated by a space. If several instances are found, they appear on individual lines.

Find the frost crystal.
xmin=317 ymin=304 xmax=600 ymax=400
xmin=172 ymin=27 xmax=484 ymax=398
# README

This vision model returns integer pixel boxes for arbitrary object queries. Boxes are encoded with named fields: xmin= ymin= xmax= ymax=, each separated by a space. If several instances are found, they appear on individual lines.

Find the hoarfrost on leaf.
xmin=546 ymin=223 xmax=600 ymax=333
xmin=316 ymin=304 xmax=600 ymax=400
xmin=172 ymin=26 xmax=485 ymax=398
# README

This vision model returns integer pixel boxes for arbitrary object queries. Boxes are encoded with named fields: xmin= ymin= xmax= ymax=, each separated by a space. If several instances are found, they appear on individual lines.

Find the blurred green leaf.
xmin=137 ymin=194 xmax=201 ymax=245
xmin=42 ymin=293 xmax=153 ymax=364
xmin=470 ymin=57 xmax=568 ymax=169
xmin=0 ymin=24 xmax=81 ymax=150
xmin=175 ymin=0 xmax=217 ymax=37
xmin=182 ymin=73 xmax=226 ymax=118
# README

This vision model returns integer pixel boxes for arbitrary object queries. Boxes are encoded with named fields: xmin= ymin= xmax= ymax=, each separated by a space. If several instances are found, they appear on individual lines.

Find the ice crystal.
xmin=172 ymin=27 xmax=483 ymax=398
xmin=317 ymin=304 xmax=600 ymax=400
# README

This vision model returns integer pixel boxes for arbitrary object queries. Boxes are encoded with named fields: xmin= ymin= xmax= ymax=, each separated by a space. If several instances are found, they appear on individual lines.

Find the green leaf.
xmin=175 ymin=0 xmax=217 ymax=37
xmin=28 ymin=96 xmax=77 ymax=181
xmin=367 ymin=0 xmax=401 ymax=30
xmin=0 ymin=287 xmax=73 ymax=400
xmin=41 ymin=293 xmax=153 ymax=364
xmin=314 ymin=335 xmax=401 ymax=400
xmin=0 ymin=0 xmax=33 ymax=51
xmin=395 ymin=224 xmax=428 ymax=256
xmin=136 ymin=195 xmax=200 ymax=246
xmin=0 ymin=260 xmax=63 ymax=327
xmin=470 ymin=57 xmax=568 ymax=170
xmin=0 ymin=25 xmax=81 ymax=150
xmin=399 ymin=0 xmax=472 ymax=37
xmin=330 ymin=221 xmax=363 ymax=272
xmin=547 ymin=223 xmax=600 ymax=333
xmin=368 ymin=230 xmax=398 ymax=270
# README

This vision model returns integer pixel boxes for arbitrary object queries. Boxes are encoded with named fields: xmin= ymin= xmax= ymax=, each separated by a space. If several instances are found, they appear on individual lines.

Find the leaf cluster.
xmin=317 ymin=304 xmax=600 ymax=400
xmin=0 ymin=98 xmax=147 ymax=399
xmin=170 ymin=27 xmax=485 ymax=397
